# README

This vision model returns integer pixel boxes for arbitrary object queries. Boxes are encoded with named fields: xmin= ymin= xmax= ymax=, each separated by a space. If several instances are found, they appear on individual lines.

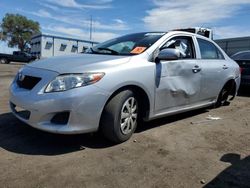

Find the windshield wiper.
xmin=97 ymin=47 xmax=119 ymax=55
xmin=89 ymin=47 xmax=99 ymax=54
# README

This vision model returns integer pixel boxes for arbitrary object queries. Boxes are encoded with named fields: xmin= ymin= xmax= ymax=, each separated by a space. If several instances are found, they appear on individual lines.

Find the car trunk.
xmin=236 ymin=60 xmax=250 ymax=75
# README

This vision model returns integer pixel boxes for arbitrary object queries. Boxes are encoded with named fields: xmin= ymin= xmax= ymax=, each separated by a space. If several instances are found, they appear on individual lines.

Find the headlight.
xmin=45 ymin=73 xmax=105 ymax=93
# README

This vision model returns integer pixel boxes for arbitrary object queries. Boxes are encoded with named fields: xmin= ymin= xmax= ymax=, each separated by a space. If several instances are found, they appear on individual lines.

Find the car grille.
xmin=17 ymin=75 xmax=41 ymax=90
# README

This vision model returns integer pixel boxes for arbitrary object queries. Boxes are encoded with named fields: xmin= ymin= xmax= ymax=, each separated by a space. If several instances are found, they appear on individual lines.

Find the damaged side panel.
xmin=155 ymin=60 xmax=201 ymax=113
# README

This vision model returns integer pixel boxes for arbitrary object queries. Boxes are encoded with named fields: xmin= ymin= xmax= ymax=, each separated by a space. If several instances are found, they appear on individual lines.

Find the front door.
xmin=154 ymin=36 xmax=202 ymax=113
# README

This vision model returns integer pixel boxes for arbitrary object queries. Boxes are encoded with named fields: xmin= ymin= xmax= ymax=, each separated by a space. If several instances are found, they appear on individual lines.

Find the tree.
xmin=0 ymin=13 xmax=40 ymax=52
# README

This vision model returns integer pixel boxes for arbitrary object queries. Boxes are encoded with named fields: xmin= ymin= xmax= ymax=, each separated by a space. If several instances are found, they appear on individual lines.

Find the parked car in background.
xmin=9 ymin=31 xmax=240 ymax=143
xmin=0 ymin=51 xmax=36 ymax=64
xmin=231 ymin=51 xmax=250 ymax=86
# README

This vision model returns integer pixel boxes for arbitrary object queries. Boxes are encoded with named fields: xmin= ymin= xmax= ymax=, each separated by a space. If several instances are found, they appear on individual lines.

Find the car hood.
xmin=27 ymin=54 xmax=131 ymax=73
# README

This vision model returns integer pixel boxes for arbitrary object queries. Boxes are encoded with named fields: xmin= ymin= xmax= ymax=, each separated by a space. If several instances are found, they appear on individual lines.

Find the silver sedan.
xmin=9 ymin=31 xmax=241 ymax=143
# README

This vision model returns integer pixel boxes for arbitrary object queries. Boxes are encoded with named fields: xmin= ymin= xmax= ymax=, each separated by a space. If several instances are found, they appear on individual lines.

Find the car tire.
xmin=0 ymin=58 xmax=9 ymax=64
xmin=100 ymin=90 xmax=139 ymax=143
xmin=215 ymin=86 xmax=230 ymax=107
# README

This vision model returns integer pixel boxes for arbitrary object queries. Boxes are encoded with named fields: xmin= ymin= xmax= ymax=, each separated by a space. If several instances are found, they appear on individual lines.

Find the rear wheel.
xmin=0 ymin=58 xmax=9 ymax=64
xmin=215 ymin=86 xmax=230 ymax=107
xmin=100 ymin=90 xmax=139 ymax=143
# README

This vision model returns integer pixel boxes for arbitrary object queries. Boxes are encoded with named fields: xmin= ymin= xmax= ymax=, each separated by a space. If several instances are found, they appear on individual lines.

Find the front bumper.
xmin=9 ymin=66 xmax=110 ymax=134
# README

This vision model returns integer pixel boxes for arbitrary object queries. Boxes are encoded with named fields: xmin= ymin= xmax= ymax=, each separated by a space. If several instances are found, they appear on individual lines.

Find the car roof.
xmin=167 ymin=30 xmax=212 ymax=40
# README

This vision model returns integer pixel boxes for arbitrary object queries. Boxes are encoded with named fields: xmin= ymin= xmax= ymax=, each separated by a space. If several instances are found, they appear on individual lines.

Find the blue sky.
xmin=1 ymin=0 xmax=250 ymax=53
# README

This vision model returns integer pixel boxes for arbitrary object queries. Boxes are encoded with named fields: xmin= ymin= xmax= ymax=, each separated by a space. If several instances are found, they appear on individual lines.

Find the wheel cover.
xmin=120 ymin=97 xmax=138 ymax=135
xmin=221 ymin=88 xmax=228 ymax=103
xmin=0 ymin=59 xmax=5 ymax=64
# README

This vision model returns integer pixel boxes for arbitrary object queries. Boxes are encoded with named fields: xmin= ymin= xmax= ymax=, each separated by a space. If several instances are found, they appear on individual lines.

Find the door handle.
xmin=223 ymin=65 xmax=229 ymax=70
xmin=192 ymin=65 xmax=201 ymax=73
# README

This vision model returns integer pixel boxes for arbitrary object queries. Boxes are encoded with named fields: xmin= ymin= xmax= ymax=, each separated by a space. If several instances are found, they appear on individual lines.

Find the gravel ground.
xmin=0 ymin=63 xmax=249 ymax=188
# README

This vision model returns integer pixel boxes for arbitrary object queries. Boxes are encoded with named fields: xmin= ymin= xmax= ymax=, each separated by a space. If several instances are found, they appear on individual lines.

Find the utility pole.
xmin=89 ymin=15 xmax=92 ymax=42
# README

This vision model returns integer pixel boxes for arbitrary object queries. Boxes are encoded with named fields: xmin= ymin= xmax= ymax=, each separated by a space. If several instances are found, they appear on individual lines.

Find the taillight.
xmin=240 ymin=67 xmax=243 ymax=73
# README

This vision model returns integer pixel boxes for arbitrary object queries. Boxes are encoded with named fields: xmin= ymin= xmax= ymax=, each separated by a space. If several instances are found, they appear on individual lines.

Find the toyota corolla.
xmin=9 ymin=31 xmax=241 ymax=143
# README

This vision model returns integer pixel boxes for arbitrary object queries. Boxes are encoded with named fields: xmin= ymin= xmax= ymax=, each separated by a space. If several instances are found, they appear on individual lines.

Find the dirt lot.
xmin=0 ymin=63 xmax=249 ymax=188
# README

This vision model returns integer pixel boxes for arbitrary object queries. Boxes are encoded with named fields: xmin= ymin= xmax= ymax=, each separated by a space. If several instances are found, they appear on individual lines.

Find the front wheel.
xmin=0 ymin=58 xmax=9 ymax=64
xmin=100 ymin=90 xmax=139 ymax=143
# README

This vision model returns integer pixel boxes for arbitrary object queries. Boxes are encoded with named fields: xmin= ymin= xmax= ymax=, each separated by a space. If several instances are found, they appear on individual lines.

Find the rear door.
xmin=154 ymin=35 xmax=202 ymax=113
xmin=196 ymin=37 xmax=228 ymax=102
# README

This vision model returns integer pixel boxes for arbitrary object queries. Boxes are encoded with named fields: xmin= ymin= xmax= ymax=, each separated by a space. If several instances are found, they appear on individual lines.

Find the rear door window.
xmin=197 ymin=38 xmax=224 ymax=59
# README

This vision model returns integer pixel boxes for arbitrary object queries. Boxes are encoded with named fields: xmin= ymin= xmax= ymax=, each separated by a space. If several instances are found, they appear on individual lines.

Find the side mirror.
xmin=156 ymin=48 xmax=180 ymax=62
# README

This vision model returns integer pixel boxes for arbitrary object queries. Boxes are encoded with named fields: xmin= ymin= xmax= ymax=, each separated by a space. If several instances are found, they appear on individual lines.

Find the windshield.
xmin=87 ymin=32 xmax=166 ymax=56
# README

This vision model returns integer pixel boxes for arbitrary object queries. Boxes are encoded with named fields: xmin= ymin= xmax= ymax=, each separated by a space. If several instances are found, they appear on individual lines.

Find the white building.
xmin=30 ymin=34 xmax=98 ymax=58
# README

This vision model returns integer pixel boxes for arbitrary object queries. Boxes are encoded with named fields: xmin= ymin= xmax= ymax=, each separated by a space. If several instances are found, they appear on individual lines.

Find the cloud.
xmin=24 ymin=9 xmax=129 ymax=31
xmin=34 ymin=9 xmax=51 ymax=17
xmin=96 ymin=0 xmax=113 ymax=3
xmin=39 ymin=2 xmax=81 ymax=13
xmin=213 ymin=26 xmax=250 ymax=39
xmin=44 ymin=0 xmax=112 ymax=9
xmin=143 ymin=0 xmax=250 ymax=31
xmin=39 ymin=3 xmax=59 ymax=11
xmin=17 ymin=6 xmax=128 ymax=42
xmin=43 ymin=25 xmax=118 ymax=42
xmin=113 ymin=19 xmax=125 ymax=24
